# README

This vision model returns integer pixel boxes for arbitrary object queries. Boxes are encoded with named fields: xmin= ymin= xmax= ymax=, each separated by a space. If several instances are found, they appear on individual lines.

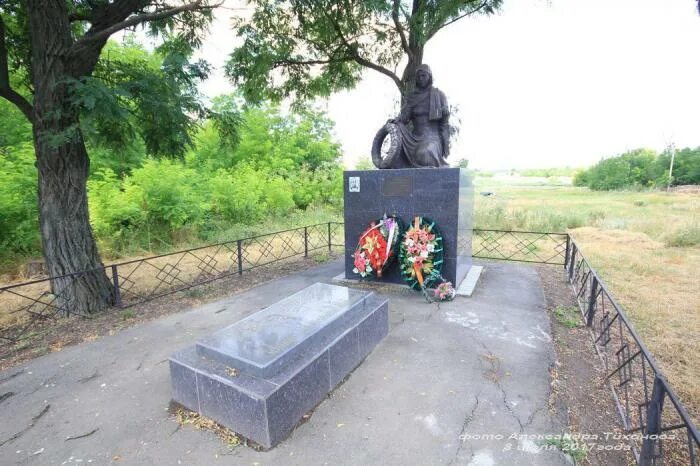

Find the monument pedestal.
xmin=169 ymin=283 xmax=388 ymax=449
xmin=343 ymin=167 xmax=473 ymax=286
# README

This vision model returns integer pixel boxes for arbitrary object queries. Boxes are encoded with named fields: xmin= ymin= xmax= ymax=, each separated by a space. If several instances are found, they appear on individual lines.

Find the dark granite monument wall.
xmin=343 ymin=167 xmax=473 ymax=286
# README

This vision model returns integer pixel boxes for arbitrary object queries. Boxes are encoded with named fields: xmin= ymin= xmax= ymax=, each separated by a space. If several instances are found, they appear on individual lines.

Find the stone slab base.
xmin=456 ymin=265 xmax=484 ymax=297
xmin=169 ymin=294 xmax=389 ymax=449
xmin=334 ymin=264 xmax=483 ymax=297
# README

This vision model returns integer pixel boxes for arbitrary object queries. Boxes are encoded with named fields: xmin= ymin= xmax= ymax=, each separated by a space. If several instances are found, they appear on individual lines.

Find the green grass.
xmin=540 ymin=436 xmax=588 ymax=463
xmin=311 ymin=252 xmax=331 ymax=263
xmin=91 ymin=205 xmax=342 ymax=262
xmin=473 ymin=183 xmax=699 ymax=246
xmin=553 ymin=306 xmax=581 ymax=329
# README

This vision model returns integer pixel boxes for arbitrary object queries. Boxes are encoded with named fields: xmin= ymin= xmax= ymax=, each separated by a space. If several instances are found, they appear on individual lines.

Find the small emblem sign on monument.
xmin=349 ymin=176 xmax=360 ymax=192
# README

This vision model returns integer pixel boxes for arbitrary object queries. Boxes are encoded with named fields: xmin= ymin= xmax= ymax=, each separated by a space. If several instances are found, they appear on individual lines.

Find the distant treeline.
xmin=574 ymin=147 xmax=700 ymax=191
xmin=519 ymin=167 xmax=579 ymax=177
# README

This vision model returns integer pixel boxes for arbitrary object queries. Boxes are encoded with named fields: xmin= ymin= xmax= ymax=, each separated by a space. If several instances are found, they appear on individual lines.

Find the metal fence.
xmin=472 ymin=228 xmax=568 ymax=265
xmin=566 ymin=237 xmax=699 ymax=465
xmin=1 ymin=224 xmax=698 ymax=465
xmin=0 ymin=222 xmax=345 ymax=354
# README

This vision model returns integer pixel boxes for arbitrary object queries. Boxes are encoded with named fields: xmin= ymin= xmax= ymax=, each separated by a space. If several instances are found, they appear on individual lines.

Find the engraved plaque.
xmin=348 ymin=176 xmax=360 ymax=192
xmin=196 ymin=283 xmax=372 ymax=377
xmin=382 ymin=175 xmax=413 ymax=197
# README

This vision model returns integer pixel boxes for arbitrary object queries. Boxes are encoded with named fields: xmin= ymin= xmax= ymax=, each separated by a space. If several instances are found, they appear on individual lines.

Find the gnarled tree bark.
xmin=26 ymin=0 xmax=114 ymax=314
xmin=0 ymin=0 xmax=217 ymax=314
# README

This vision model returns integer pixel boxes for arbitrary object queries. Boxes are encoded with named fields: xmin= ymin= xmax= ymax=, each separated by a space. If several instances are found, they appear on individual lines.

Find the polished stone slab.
xmin=343 ymin=167 xmax=473 ymax=286
xmin=456 ymin=265 xmax=484 ymax=297
xmin=196 ymin=283 xmax=371 ymax=378
xmin=169 ymin=285 xmax=389 ymax=449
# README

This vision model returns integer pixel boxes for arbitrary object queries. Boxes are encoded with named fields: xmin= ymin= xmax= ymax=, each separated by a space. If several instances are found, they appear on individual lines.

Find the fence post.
xmin=237 ymin=240 xmax=243 ymax=275
xmin=328 ymin=222 xmax=332 ymax=252
xmin=564 ymin=234 xmax=571 ymax=270
xmin=640 ymin=376 xmax=666 ymax=465
xmin=111 ymin=265 xmax=123 ymax=308
xmin=586 ymin=276 xmax=599 ymax=327
xmin=304 ymin=227 xmax=309 ymax=258
xmin=567 ymin=243 xmax=577 ymax=282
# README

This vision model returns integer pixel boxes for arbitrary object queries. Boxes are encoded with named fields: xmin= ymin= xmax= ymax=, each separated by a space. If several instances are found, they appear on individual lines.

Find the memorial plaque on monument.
xmin=381 ymin=175 xmax=413 ymax=197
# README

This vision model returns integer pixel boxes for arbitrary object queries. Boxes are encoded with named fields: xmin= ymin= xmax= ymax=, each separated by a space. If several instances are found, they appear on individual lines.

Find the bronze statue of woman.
xmin=372 ymin=64 xmax=451 ymax=168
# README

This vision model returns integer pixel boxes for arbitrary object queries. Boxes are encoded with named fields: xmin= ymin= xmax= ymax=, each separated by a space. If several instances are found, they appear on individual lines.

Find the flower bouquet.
xmin=352 ymin=214 xmax=402 ymax=278
xmin=434 ymin=281 xmax=456 ymax=301
xmin=399 ymin=216 xmax=455 ymax=302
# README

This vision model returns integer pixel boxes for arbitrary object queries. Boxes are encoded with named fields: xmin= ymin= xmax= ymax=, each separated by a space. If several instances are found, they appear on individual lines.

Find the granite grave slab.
xmin=169 ymin=283 xmax=389 ymax=448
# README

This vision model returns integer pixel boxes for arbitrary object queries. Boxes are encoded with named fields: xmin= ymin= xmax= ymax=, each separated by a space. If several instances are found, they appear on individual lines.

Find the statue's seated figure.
xmin=372 ymin=64 xmax=450 ymax=169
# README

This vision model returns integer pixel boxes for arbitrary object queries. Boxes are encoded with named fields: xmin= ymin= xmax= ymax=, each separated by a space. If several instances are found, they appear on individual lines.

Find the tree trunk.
xmin=27 ymin=0 xmax=114 ymax=315
xmin=399 ymin=42 xmax=424 ymax=106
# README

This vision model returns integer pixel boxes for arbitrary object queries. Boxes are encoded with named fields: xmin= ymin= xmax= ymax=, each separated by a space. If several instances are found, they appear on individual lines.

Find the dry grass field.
xmin=474 ymin=182 xmax=700 ymax=424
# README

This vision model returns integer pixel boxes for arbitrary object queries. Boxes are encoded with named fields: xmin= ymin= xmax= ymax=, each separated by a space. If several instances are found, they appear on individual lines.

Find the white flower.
xmin=408 ymin=257 xmax=415 ymax=263
xmin=353 ymin=268 xmax=359 ymax=273
xmin=420 ymin=250 xmax=429 ymax=258
xmin=427 ymin=244 xmax=435 ymax=252
xmin=365 ymin=266 xmax=372 ymax=272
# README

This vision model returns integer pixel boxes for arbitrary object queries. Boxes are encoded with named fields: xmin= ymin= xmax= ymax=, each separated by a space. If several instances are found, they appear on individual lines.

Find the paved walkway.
xmin=0 ymin=260 xmax=568 ymax=465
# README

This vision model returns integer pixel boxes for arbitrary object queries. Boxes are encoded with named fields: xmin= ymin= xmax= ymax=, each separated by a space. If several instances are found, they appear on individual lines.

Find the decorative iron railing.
xmin=472 ymin=228 xmax=568 ymax=265
xmin=566 ymin=237 xmax=699 ymax=465
xmin=0 ymin=222 xmax=345 ymax=356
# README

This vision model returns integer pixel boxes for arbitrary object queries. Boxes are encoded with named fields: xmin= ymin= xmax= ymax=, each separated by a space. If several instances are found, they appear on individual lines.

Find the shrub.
xmin=0 ymin=144 xmax=40 ymax=254
xmin=88 ymin=159 xmax=204 ymax=251
xmin=208 ymin=165 xmax=266 ymax=223
xmin=663 ymin=222 xmax=700 ymax=247
xmin=263 ymin=177 xmax=295 ymax=216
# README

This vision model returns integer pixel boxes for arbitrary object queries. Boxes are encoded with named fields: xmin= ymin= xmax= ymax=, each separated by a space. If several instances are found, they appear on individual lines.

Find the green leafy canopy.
xmin=225 ymin=0 xmax=502 ymax=103
xmin=0 ymin=1 xmax=221 ymax=156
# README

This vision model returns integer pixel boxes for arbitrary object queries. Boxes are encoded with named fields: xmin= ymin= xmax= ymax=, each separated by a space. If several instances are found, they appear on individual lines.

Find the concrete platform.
xmin=0 ymin=260 xmax=567 ymax=465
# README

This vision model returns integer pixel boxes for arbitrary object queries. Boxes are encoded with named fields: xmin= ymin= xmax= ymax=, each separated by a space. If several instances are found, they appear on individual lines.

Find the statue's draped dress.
xmin=395 ymin=85 xmax=450 ymax=168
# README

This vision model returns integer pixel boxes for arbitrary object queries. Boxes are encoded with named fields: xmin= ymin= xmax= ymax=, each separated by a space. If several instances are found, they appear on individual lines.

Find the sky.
xmin=189 ymin=0 xmax=700 ymax=170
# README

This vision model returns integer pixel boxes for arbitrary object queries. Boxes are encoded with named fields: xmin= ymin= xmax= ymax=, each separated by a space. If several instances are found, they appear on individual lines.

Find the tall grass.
xmin=474 ymin=184 xmax=700 ymax=246
xmin=95 ymin=205 xmax=343 ymax=261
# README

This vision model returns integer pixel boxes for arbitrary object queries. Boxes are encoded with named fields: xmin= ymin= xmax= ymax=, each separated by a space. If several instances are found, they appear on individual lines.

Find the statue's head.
xmin=415 ymin=64 xmax=433 ymax=90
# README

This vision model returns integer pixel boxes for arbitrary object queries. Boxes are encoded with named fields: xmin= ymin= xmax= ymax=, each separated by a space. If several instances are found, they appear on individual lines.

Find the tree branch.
xmin=322 ymin=7 xmax=402 ymax=90
xmin=426 ymin=0 xmax=490 ymax=41
xmin=0 ymin=15 xmax=33 ymax=122
xmin=68 ymin=12 xmax=93 ymax=23
xmin=74 ymin=1 xmax=218 ymax=51
xmin=272 ymin=57 xmax=351 ymax=68
xmin=67 ymin=0 xmax=220 ymax=78
xmin=392 ymin=0 xmax=412 ymax=57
